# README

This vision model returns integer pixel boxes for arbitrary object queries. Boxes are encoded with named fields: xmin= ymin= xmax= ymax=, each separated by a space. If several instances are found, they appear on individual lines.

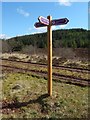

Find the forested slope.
xmin=2 ymin=28 xmax=90 ymax=52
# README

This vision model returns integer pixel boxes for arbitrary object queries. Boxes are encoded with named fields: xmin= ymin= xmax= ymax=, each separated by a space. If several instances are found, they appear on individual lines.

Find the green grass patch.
xmin=2 ymin=73 xmax=89 ymax=119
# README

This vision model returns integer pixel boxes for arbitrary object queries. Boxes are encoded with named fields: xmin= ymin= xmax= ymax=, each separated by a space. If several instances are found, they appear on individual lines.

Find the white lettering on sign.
xmin=38 ymin=16 xmax=49 ymax=25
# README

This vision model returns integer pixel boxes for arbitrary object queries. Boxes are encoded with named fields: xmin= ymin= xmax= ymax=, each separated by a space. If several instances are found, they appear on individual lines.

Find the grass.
xmin=1 ymin=72 xmax=89 ymax=119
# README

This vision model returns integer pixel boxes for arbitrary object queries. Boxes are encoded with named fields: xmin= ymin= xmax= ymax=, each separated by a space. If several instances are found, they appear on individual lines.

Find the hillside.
xmin=2 ymin=28 xmax=90 ymax=53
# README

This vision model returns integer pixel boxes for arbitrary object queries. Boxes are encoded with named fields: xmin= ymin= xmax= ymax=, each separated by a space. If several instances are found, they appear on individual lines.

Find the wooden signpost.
xmin=34 ymin=15 xmax=69 ymax=96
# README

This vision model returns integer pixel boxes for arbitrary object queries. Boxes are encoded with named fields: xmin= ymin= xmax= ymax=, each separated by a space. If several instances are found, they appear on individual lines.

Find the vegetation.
xmin=2 ymin=28 xmax=90 ymax=53
xmin=1 ymin=28 xmax=89 ymax=119
xmin=2 ymin=73 xmax=88 ymax=119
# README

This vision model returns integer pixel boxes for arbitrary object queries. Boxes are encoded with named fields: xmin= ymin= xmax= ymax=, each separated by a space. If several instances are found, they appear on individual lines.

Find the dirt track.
xmin=2 ymin=59 xmax=90 ymax=87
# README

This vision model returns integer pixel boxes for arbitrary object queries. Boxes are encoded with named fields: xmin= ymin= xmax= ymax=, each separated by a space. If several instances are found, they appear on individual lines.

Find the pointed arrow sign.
xmin=38 ymin=16 xmax=49 ymax=25
xmin=52 ymin=18 xmax=69 ymax=26
xmin=34 ymin=18 xmax=69 ymax=28
xmin=34 ymin=22 xmax=47 ymax=28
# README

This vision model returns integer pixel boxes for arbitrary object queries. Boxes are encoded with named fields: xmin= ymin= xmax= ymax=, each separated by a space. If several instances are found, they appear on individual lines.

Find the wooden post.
xmin=35 ymin=16 xmax=69 ymax=96
xmin=47 ymin=15 xmax=52 ymax=96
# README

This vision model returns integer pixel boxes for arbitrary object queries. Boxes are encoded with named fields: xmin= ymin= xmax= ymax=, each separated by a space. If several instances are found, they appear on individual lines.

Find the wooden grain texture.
xmin=47 ymin=15 xmax=52 ymax=96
